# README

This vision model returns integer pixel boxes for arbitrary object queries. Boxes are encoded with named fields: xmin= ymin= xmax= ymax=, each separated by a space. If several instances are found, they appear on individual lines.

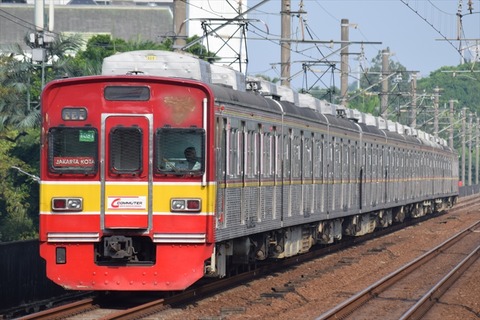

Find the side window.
xmin=342 ymin=140 xmax=349 ymax=182
xmin=292 ymin=133 xmax=301 ymax=179
xmin=245 ymin=129 xmax=258 ymax=178
xmin=263 ymin=130 xmax=273 ymax=178
xmin=303 ymin=133 xmax=312 ymax=180
xmin=333 ymin=137 xmax=340 ymax=181
xmin=48 ymin=127 xmax=98 ymax=174
xmin=351 ymin=141 xmax=357 ymax=182
xmin=379 ymin=145 xmax=384 ymax=179
xmin=110 ymin=126 xmax=142 ymax=175
xmin=284 ymin=131 xmax=291 ymax=179
xmin=227 ymin=127 xmax=240 ymax=178
xmin=313 ymin=135 xmax=322 ymax=180
xmin=274 ymin=131 xmax=282 ymax=180
xmin=155 ymin=128 xmax=205 ymax=174
xmin=366 ymin=143 xmax=371 ymax=179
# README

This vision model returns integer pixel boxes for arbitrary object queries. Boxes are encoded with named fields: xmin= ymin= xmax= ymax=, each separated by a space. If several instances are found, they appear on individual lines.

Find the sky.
xmin=242 ymin=0 xmax=480 ymax=91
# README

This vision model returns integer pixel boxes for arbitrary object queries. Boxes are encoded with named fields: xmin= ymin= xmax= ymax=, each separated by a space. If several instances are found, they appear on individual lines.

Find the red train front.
xmin=39 ymin=75 xmax=216 ymax=290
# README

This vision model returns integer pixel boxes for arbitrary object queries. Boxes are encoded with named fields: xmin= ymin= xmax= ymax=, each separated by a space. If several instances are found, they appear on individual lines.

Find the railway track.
xmin=19 ymin=298 xmax=99 ymax=320
xmin=317 ymin=219 xmax=480 ymax=320
xmin=19 ymin=196 xmax=480 ymax=320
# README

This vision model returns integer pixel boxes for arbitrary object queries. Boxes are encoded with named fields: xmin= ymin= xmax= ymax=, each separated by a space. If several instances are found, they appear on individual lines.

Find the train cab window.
xmin=110 ymin=127 xmax=142 ymax=175
xmin=104 ymin=86 xmax=150 ymax=101
xmin=48 ymin=127 xmax=98 ymax=174
xmin=155 ymin=128 xmax=205 ymax=175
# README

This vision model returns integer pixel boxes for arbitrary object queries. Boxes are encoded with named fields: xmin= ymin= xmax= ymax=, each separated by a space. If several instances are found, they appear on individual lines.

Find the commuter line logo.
xmin=107 ymin=196 xmax=146 ymax=210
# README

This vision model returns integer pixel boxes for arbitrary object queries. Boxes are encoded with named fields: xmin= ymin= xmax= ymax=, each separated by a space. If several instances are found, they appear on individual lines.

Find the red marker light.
xmin=187 ymin=200 xmax=200 ymax=210
xmin=53 ymin=199 xmax=67 ymax=209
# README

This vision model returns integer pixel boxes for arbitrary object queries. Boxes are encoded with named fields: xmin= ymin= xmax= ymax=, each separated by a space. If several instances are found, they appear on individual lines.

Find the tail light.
xmin=56 ymin=247 xmax=66 ymax=264
xmin=52 ymin=198 xmax=83 ymax=211
xmin=171 ymin=199 xmax=201 ymax=212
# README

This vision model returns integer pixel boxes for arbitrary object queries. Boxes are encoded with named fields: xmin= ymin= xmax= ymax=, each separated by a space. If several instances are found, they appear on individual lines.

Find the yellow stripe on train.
xmin=40 ymin=181 xmax=217 ymax=213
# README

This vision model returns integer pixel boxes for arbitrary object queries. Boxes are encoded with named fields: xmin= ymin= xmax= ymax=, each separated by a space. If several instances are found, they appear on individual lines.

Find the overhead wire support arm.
xmin=198 ymin=18 xmax=252 ymax=71
xmin=300 ymin=62 xmax=337 ymax=94
xmin=180 ymin=0 xmax=271 ymax=51
xmin=281 ymin=39 xmax=382 ymax=45
xmin=400 ymin=0 xmax=463 ymax=57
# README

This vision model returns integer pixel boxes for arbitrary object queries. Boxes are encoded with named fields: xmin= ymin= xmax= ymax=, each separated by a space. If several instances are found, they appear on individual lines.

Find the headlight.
xmin=171 ymin=199 xmax=201 ymax=212
xmin=52 ymin=197 xmax=83 ymax=212
xmin=62 ymin=107 xmax=87 ymax=121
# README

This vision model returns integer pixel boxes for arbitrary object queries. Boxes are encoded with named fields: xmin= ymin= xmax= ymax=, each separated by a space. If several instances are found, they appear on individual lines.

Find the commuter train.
xmin=39 ymin=50 xmax=459 ymax=291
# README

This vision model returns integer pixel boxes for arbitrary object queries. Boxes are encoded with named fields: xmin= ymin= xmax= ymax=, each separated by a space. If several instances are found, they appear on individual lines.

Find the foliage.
xmin=308 ymin=86 xmax=340 ymax=104
xmin=349 ymin=48 xmax=410 ymax=118
xmin=1 ymin=31 xmax=479 ymax=241
xmin=71 ymin=35 xmax=171 ymax=75
xmin=0 ymin=50 xmax=38 ymax=130
xmin=0 ymin=129 xmax=38 ymax=241
xmin=253 ymin=74 xmax=280 ymax=84
xmin=183 ymin=35 xmax=218 ymax=61
xmin=70 ymin=34 xmax=214 ymax=76
xmin=348 ymin=93 xmax=380 ymax=115
xmin=417 ymin=63 xmax=480 ymax=115
xmin=0 ymin=33 xmax=217 ymax=241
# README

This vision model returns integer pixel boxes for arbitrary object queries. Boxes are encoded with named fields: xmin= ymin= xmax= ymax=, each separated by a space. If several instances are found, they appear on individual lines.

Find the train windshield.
xmin=48 ymin=127 xmax=98 ymax=174
xmin=155 ymin=128 xmax=205 ymax=175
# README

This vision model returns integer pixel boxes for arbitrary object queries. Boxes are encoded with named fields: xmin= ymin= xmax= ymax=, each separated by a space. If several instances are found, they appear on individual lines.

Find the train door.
xmin=101 ymin=114 xmax=152 ymax=230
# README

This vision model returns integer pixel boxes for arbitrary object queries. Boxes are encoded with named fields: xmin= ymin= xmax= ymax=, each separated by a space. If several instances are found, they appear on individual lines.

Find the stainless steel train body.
xmin=207 ymin=80 xmax=458 ymax=276
xmin=40 ymin=50 xmax=457 ymax=288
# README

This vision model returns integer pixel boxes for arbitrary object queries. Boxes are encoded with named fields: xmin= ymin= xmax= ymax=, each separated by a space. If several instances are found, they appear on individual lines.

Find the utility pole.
xmin=468 ymin=113 xmax=473 ymax=185
xmin=173 ymin=0 xmax=187 ymax=50
xmin=340 ymin=18 xmax=349 ymax=106
xmin=461 ymin=108 xmax=466 ymax=185
xmin=410 ymin=73 xmax=417 ymax=128
xmin=30 ymin=0 xmax=55 ymax=89
xmin=433 ymin=87 xmax=440 ymax=139
xmin=449 ymin=99 xmax=456 ymax=149
xmin=281 ymin=0 xmax=291 ymax=87
xmin=380 ymin=49 xmax=390 ymax=119
xmin=457 ymin=0 xmax=465 ymax=64
xmin=476 ymin=116 xmax=479 ymax=184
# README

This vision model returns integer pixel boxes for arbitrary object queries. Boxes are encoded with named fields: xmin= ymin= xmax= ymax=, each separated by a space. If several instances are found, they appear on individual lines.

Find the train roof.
xmin=102 ymin=50 xmax=247 ymax=91
xmin=101 ymin=50 xmax=451 ymax=151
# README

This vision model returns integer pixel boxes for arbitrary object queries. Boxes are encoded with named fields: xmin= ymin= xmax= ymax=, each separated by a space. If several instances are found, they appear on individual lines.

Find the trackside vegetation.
xmin=0 ymin=35 xmax=478 ymax=241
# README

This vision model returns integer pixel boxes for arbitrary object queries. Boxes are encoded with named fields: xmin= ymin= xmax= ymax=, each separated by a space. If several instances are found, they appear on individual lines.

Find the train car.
xmin=39 ymin=50 xmax=458 ymax=291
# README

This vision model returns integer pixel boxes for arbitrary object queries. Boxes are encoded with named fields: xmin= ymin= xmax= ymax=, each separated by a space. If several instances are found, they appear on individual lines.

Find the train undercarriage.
xmin=206 ymin=196 xmax=457 ymax=278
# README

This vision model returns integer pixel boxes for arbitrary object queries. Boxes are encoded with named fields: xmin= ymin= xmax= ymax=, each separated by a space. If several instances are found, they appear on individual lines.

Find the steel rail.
xmin=399 ymin=244 xmax=480 ymax=320
xmin=18 ymin=298 xmax=97 ymax=320
xmin=21 ymin=196 xmax=479 ymax=320
xmin=316 ymin=220 xmax=480 ymax=320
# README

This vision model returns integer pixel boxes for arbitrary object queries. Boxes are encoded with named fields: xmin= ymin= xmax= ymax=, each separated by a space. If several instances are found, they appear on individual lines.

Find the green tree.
xmin=417 ymin=63 xmax=480 ymax=115
xmin=183 ymin=35 xmax=218 ymax=61
xmin=0 ymin=47 xmax=38 ymax=129
xmin=309 ymin=86 xmax=340 ymax=104
xmin=0 ymin=130 xmax=38 ymax=241
xmin=0 ymin=34 xmax=82 ymax=241
xmin=348 ymin=93 xmax=380 ymax=115
xmin=350 ymin=48 xmax=409 ymax=118
xmin=71 ymin=35 xmax=128 ymax=75
xmin=0 ymin=33 xmax=219 ymax=241
xmin=253 ymin=74 xmax=280 ymax=83
xmin=417 ymin=62 xmax=480 ymax=157
xmin=70 ymin=34 xmax=215 ymax=76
